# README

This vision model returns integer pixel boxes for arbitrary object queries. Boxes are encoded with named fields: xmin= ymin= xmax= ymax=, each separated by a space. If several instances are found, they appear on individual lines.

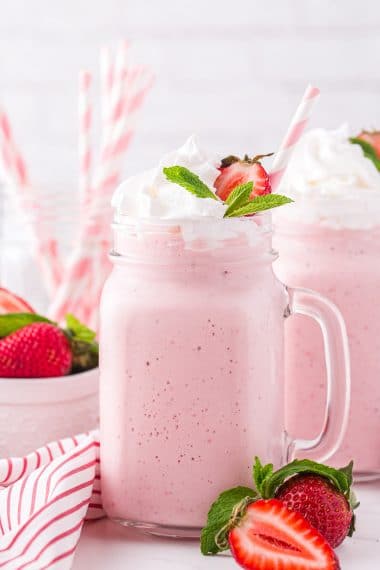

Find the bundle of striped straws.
xmin=0 ymin=42 xmax=153 ymax=329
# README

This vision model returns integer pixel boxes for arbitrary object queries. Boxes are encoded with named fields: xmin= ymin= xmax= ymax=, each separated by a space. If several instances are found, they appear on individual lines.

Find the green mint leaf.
xmin=66 ymin=314 xmax=96 ymax=343
xmin=253 ymin=456 xmax=274 ymax=497
xmin=163 ymin=166 xmax=219 ymax=201
xmin=200 ymin=486 xmax=257 ymax=555
xmin=259 ymin=459 xmax=352 ymax=499
xmin=224 ymin=182 xmax=253 ymax=217
xmin=349 ymin=137 xmax=380 ymax=171
xmin=0 ymin=313 xmax=53 ymax=337
xmin=225 ymin=182 xmax=253 ymax=206
xmin=224 ymin=194 xmax=293 ymax=218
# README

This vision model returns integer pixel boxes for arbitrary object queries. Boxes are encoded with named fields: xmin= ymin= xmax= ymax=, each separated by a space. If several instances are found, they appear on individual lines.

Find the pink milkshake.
xmin=100 ymin=219 xmax=287 ymax=534
xmin=100 ymin=137 xmax=350 ymax=536
xmin=274 ymin=125 xmax=380 ymax=479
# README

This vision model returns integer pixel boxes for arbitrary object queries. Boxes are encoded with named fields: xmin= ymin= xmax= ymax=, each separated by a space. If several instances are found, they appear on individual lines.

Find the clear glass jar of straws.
xmin=0 ymin=183 xmax=76 ymax=314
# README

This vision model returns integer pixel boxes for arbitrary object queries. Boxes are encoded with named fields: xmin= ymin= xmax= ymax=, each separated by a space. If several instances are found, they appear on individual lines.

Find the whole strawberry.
xmin=0 ymin=307 xmax=98 ymax=378
xmin=276 ymin=474 xmax=352 ymax=548
xmin=214 ymin=153 xmax=273 ymax=202
xmin=253 ymin=457 xmax=358 ymax=549
xmin=0 ymin=322 xmax=72 ymax=378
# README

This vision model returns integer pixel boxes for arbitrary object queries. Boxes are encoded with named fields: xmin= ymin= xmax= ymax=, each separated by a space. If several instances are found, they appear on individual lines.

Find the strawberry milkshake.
xmin=274 ymin=125 xmax=380 ymax=479
xmin=99 ymin=137 xmax=350 ymax=536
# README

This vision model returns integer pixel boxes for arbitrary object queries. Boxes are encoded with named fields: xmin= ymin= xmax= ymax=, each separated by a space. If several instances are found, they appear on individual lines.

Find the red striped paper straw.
xmin=100 ymin=45 xmax=114 ymax=139
xmin=78 ymin=70 xmax=93 ymax=211
xmin=0 ymin=107 xmax=28 ymax=187
xmin=269 ymin=84 xmax=320 ymax=192
xmin=48 ymin=44 xmax=153 ymax=327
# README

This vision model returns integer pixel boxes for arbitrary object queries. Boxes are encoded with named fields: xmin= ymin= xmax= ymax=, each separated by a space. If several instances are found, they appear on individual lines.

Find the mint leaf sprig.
xmin=163 ymin=165 xmax=293 ymax=217
xmin=163 ymin=166 xmax=218 ymax=201
xmin=200 ymin=486 xmax=257 ymax=555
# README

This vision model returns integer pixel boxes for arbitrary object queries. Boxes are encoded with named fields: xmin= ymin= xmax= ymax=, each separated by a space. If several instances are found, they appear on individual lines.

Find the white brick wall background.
xmin=0 ymin=0 xmax=379 ymax=195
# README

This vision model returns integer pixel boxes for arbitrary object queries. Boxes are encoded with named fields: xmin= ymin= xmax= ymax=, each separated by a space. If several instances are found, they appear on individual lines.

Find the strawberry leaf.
xmin=65 ymin=314 xmax=98 ymax=373
xmin=0 ymin=313 xmax=53 ymax=337
xmin=349 ymin=137 xmax=380 ymax=171
xmin=224 ymin=194 xmax=293 ymax=217
xmin=339 ymin=460 xmax=354 ymax=488
xmin=66 ymin=314 xmax=96 ymax=343
xmin=256 ymin=458 xmax=352 ymax=500
xmin=163 ymin=166 xmax=219 ymax=201
xmin=200 ymin=486 xmax=257 ymax=555
xmin=253 ymin=456 xmax=274 ymax=497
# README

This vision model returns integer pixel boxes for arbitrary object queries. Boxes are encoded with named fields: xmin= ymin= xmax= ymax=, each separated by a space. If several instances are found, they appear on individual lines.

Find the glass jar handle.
xmin=285 ymin=287 xmax=351 ymax=463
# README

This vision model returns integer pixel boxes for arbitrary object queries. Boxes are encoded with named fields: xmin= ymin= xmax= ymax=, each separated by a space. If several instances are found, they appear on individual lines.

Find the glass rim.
xmin=112 ymin=212 xmax=272 ymax=232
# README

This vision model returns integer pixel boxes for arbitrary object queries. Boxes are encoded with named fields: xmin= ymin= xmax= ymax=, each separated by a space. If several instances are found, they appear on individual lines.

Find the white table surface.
xmin=73 ymin=483 xmax=380 ymax=569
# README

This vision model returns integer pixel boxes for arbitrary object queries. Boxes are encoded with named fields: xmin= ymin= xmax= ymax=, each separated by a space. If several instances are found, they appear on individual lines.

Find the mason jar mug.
xmin=99 ymin=215 xmax=350 ymax=537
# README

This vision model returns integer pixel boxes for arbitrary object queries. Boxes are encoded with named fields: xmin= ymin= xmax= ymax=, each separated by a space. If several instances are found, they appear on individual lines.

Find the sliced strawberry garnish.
xmin=356 ymin=130 xmax=380 ymax=158
xmin=229 ymin=499 xmax=339 ymax=570
xmin=214 ymin=154 xmax=272 ymax=202
xmin=0 ymin=287 xmax=34 ymax=314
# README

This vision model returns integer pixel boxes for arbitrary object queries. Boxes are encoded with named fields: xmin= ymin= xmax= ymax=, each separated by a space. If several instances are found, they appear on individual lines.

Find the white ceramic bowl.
xmin=0 ymin=367 xmax=99 ymax=457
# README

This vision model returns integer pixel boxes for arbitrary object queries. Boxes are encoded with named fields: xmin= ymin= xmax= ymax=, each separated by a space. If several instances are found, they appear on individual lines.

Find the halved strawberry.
xmin=356 ymin=130 xmax=380 ymax=159
xmin=214 ymin=154 xmax=272 ymax=202
xmin=229 ymin=499 xmax=339 ymax=570
xmin=0 ymin=287 xmax=34 ymax=314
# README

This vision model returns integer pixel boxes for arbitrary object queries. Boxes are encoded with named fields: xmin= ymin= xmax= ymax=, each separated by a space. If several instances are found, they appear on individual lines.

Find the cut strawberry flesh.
xmin=0 ymin=288 xmax=34 ymax=315
xmin=229 ymin=499 xmax=339 ymax=570
xmin=214 ymin=161 xmax=271 ymax=202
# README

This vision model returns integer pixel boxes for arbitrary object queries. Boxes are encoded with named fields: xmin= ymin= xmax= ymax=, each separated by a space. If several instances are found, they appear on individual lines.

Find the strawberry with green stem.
xmin=0 ymin=311 xmax=98 ymax=378
xmin=201 ymin=458 xmax=358 ymax=570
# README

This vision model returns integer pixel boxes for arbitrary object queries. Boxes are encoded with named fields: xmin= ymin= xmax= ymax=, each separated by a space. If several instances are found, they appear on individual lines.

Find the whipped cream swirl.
xmin=112 ymin=136 xmax=272 ymax=247
xmin=112 ymin=135 xmax=227 ymax=220
xmin=276 ymin=125 xmax=380 ymax=229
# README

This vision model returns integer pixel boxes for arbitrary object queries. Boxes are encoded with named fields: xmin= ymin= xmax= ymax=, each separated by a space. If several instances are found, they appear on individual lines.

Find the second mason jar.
xmin=274 ymin=197 xmax=380 ymax=481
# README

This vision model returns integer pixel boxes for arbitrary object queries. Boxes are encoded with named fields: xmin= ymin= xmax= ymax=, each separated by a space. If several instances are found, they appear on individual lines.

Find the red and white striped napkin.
xmin=0 ymin=431 xmax=104 ymax=569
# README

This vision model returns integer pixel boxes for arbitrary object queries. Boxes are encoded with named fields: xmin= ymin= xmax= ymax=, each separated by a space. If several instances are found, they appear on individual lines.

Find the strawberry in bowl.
xmin=0 ymin=288 xmax=99 ymax=457
xmin=0 ymin=288 xmax=98 ymax=378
